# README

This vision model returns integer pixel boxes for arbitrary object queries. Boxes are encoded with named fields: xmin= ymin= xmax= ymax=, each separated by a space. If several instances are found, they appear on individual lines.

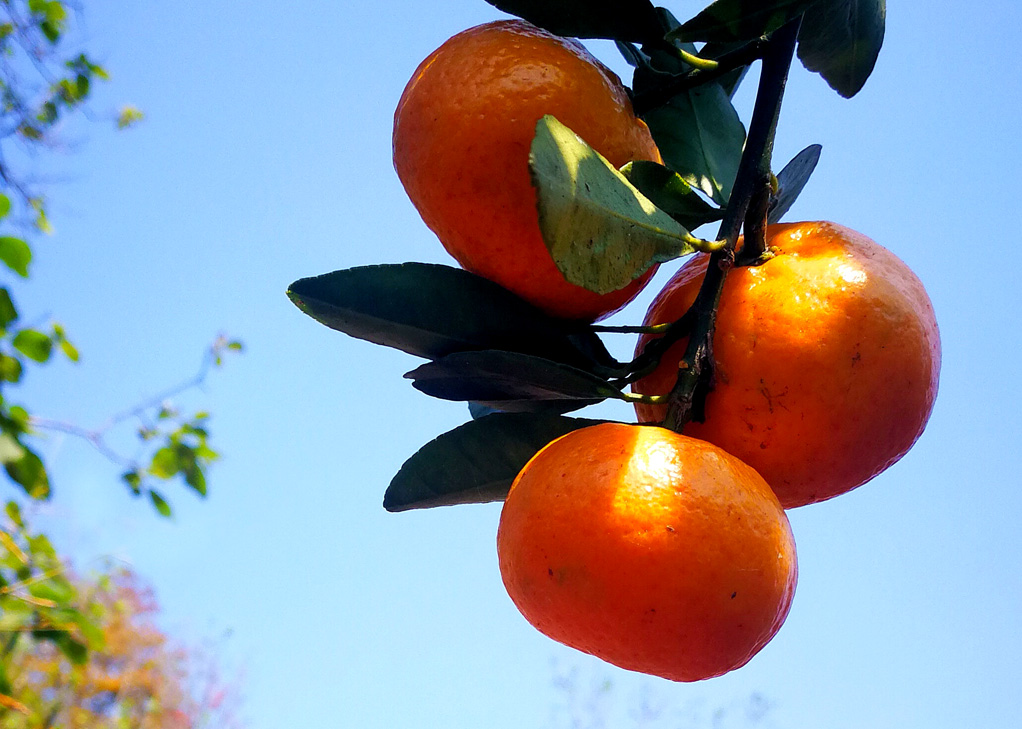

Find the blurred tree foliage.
xmin=1 ymin=507 xmax=244 ymax=727
xmin=0 ymin=0 xmax=241 ymax=720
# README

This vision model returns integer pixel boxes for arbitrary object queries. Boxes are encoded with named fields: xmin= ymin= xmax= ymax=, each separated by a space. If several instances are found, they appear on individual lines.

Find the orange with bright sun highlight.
xmin=497 ymin=423 xmax=797 ymax=682
xmin=632 ymin=222 xmax=941 ymax=508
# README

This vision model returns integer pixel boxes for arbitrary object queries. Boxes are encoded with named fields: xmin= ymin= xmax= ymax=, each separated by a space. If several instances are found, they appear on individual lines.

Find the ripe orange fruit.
xmin=393 ymin=20 xmax=663 ymax=321
xmin=632 ymin=222 xmax=941 ymax=508
xmin=497 ymin=423 xmax=797 ymax=682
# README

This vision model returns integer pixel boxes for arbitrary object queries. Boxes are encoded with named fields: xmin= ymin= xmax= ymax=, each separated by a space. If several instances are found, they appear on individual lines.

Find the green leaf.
xmin=530 ymin=115 xmax=699 ymax=295
xmin=638 ymin=82 xmax=745 ymax=206
xmin=0 ymin=355 xmax=22 ymax=384
xmin=183 ymin=457 xmax=207 ymax=496
xmin=797 ymin=0 xmax=885 ymax=98
xmin=0 ymin=195 xmax=10 ymax=220
xmin=58 ymin=338 xmax=79 ymax=362
xmin=0 ymin=289 xmax=18 ymax=331
xmin=384 ymin=413 xmax=604 ymax=511
xmin=54 ymin=634 xmax=88 ymax=666
xmin=769 ymin=144 xmax=822 ymax=223
xmin=5 ymin=447 xmax=49 ymax=500
xmin=0 ymin=655 xmax=11 ymax=695
xmin=149 ymin=489 xmax=172 ymax=517
xmin=670 ymin=0 xmax=820 ymax=43
xmin=5 ymin=500 xmax=24 ymax=528
xmin=287 ymin=263 xmax=609 ymax=370
xmin=149 ymin=446 xmax=180 ymax=479
xmin=0 ymin=237 xmax=31 ymax=277
xmin=620 ymin=160 xmax=723 ymax=230
xmin=29 ymin=576 xmax=73 ymax=606
xmin=12 ymin=329 xmax=52 ymax=363
xmin=121 ymin=469 xmax=142 ymax=495
xmin=405 ymin=350 xmax=617 ymax=412
xmin=482 ymin=0 xmax=663 ymax=42
xmin=0 ymin=433 xmax=25 ymax=464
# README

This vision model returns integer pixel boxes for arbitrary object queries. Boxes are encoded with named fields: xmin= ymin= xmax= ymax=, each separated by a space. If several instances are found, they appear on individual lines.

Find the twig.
xmin=661 ymin=18 xmax=802 ymax=432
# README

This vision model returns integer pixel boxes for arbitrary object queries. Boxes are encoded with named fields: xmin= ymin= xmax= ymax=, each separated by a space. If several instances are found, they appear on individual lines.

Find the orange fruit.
xmin=497 ymin=423 xmax=797 ymax=682
xmin=393 ymin=20 xmax=663 ymax=321
xmin=632 ymin=222 xmax=941 ymax=508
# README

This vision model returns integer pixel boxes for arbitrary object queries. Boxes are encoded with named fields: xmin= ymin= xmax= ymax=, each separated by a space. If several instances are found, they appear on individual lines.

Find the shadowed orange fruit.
xmin=497 ymin=423 xmax=797 ymax=682
xmin=633 ymin=222 xmax=941 ymax=508
xmin=393 ymin=20 xmax=663 ymax=321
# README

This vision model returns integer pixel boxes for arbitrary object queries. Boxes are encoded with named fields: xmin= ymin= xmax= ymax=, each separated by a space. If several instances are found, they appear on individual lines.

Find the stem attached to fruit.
xmin=659 ymin=18 xmax=802 ymax=433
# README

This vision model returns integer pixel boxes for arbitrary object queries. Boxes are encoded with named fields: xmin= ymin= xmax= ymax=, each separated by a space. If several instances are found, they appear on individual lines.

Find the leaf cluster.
xmin=290 ymin=0 xmax=882 ymax=512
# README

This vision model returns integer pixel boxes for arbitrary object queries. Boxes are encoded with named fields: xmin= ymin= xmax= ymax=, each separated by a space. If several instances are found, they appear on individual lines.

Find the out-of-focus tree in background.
xmin=2 ymin=511 xmax=242 ymax=727
xmin=0 ymin=1 xmax=241 ymax=721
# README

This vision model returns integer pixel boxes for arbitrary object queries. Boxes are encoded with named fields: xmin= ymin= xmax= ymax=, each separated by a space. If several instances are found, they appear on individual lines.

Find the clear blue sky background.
xmin=11 ymin=1 xmax=1021 ymax=727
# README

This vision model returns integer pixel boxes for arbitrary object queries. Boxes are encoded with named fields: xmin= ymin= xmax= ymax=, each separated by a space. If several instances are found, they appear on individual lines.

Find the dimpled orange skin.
xmin=632 ymin=222 xmax=942 ymax=508
xmin=497 ymin=423 xmax=797 ymax=682
xmin=393 ymin=20 xmax=663 ymax=321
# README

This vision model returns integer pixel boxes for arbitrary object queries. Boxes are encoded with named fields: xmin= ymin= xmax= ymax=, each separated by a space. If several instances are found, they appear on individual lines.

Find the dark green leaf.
xmin=769 ymin=144 xmax=822 ymax=223
xmin=671 ymin=0 xmax=820 ymax=43
xmin=530 ymin=115 xmax=698 ymax=295
xmin=0 ymin=656 xmax=11 ymax=695
xmin=406 ymin=350 xmax=616 ymax=412
xmin=12 ymin=329 xmax=52 ymax=363
xmin=5 ymin=447 xmax=49 ymax=499
xmin=183 ymin=460 xmax=207 ymax=496
xmin=797 ymin=0 xmax=885 ymax=97
xmin=288 ymin=263 xmax=607 ymax=370
xmin=620 ymin=160 xmax=723 ymax=230
xmin=639 ymin=83 xmax=745 ymax=205
xmin=149 ymin=490 xmax=172 ymax=517
xmin=121 ymin=469 xmax=142 ymax=495
xmin=54 ymin=634 xmax=88 ymax=665
xmin=0 ymin=236 xmax=31 ymax=277
xmin=385 ymin=412 xmax=604 ymax=511
xmin=0 ymin=289 xmax=19 ymax=332
xmin=483 ymin=0 xmax=663 ymax=42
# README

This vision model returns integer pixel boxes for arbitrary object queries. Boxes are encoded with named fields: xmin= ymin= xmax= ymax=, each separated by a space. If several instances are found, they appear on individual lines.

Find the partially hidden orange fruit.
xmin=633 ymin=222 xmax=942 ymax=508
xmin=393 ymin=20 xmax=663 ymax=321
xmin=497 ymin=423 xmax=797 ymax=682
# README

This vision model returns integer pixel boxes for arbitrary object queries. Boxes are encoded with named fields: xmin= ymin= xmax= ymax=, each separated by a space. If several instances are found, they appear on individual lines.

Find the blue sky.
xmin=12 ymin=1 xmax=1022 ymax=727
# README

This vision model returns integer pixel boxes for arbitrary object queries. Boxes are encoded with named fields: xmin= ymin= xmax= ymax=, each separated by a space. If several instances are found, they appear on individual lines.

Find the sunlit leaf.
xmin=530 ymin=115 xmax=699 ymax=295
xmin=620 ymin=160 xmax=723 ymax=230
xmin=12 ymin=329 xmax=52 ymax=363
xmin=0 ymin=236 xmax=32 ymax=277
xmin=385 ymin=413 xmax=604 ymax=511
